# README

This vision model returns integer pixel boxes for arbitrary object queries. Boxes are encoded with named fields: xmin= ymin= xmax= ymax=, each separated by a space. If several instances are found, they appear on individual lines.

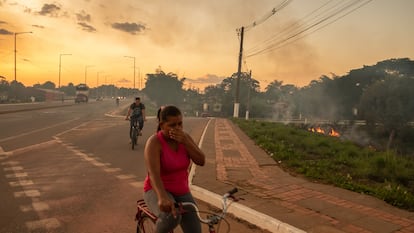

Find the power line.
xmin=243 ymin=0 xmax=293 ymax=32
xmin=245 ymin=0 xmax=372 ymax=58
xmin=246 ymin=0 xmax=337 ymax=54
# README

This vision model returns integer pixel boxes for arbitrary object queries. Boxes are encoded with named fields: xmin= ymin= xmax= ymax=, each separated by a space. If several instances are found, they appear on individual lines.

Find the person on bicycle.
xmin=143 ymin=105 xmax=205 ymax=233
xmin=125 ymin=97 xmax=146 ymax=137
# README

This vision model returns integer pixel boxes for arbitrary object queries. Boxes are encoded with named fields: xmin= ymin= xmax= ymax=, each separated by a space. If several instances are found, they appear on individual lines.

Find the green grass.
xmin=231 ymin=118 xmax=414 ymax=211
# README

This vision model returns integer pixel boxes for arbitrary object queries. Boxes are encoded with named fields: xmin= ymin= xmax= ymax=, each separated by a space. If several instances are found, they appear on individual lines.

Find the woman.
xmin=143 ymin=105 xmax=206 ymax=233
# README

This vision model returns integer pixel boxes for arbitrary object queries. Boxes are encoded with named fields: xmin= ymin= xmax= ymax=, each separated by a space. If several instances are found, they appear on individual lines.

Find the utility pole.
xmin=14 ymin=31 xmax=32 ymax=82
xmin=58 ymin=53 xmax=71 ymax=88
xmin=234 ymin=26 xmax=244 ymax=118
xmin=124 ymin=56 xmax=136 ymax=91
xmin=245 ymin=70 xmax=252 ymax=120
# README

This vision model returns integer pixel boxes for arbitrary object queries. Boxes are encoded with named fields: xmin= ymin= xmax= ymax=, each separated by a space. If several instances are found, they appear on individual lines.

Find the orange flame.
xmin=329 ymin=128 xmax=340 ymax=137
xmin=308 ymin=127 xmax=340 ymax=137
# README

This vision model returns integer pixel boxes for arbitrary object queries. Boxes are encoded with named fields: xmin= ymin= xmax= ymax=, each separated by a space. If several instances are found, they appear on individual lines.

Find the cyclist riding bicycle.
xmin=125 ymin=97 xmax=146 ymax=137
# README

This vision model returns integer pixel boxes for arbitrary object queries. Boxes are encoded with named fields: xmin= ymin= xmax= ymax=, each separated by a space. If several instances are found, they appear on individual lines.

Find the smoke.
xmin=340 ymin=124 xmax=377 ymax=148
xmin=76 ymin=10 xmax=91 ymax=22
xmin=111 ymin=22 xmax=146 ymax=35
xmin=38 ymin=3 xmax=61 ymax=17
xmin=0 ymin=28 xmax=12 ymax=35
xmin=78 ymin=22 xmax=96 ymax=32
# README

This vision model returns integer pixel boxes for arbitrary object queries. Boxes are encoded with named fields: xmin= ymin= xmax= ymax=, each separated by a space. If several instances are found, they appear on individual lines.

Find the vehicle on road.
xmin=75 ymin=84 xmax=89 ymax=103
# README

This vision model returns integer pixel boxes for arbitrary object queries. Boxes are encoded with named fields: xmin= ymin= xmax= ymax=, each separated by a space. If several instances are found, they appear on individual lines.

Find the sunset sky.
xmin=1 ymin=0 xmax=413 ymax=91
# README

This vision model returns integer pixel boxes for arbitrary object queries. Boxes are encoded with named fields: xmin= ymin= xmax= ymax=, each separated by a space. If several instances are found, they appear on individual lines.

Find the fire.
xmin=309 ymin=127 xmax=325 ymax=134
xmin=329 ymin=128 xmax=340 ymax=137
xmin=308 ymin=126 xmax=340 ymax=137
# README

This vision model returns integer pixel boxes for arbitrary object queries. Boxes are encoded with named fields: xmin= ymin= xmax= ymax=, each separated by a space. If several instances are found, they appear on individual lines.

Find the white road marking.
xmin=117 ymin=174 xmax=136 ymax=180
xmin=92 ymin=161 xmax=106 ymax=167
xmin=14 ymin=189 xmax=41 ymax=198
xmin=9 ymin=180 xmax=34 ymax=187
xmin=4 ymin=166 xmax=23 ymax=171
xmin=25 ymin=218 xmax=61 ymax=230
xmin=104 ymin=167 xmax=121 ymax=173
xmin=129 ymin=181 xmax=144 ymax=188
xmin=20 ymin=202 xmax=49 ymax=212
xmin=1 ymin=160 xmax=19 ymax=165
xmin=0 ymin=118 xmax=80 ymax=143
xmin=6 ymin=172 xmax=28 ymax=178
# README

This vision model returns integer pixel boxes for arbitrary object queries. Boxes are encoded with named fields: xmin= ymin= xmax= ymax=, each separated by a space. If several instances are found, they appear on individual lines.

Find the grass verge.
xmin=231 ymin=118 xmax=414 ymax=211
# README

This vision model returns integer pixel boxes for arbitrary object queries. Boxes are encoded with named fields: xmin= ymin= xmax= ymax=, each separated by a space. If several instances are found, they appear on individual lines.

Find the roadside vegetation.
xmin=232 ymin=118 xmax=414 ymax=211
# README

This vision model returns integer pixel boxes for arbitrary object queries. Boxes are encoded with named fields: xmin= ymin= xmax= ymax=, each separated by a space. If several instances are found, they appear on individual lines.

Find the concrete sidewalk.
xmin=191 ymin=118 xmax=414 ymax=233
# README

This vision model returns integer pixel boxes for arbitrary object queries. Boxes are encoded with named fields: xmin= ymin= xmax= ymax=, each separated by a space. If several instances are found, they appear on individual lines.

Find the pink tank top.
xmin=143 ymin=131 xmax=190 ymax=195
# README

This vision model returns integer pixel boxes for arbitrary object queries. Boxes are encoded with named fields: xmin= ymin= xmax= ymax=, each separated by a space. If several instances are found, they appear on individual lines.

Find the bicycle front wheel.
xmin=137 ymin=215 xmax=156 ymax=233
xmin=131 ymin=129 xmax=137 ymax=150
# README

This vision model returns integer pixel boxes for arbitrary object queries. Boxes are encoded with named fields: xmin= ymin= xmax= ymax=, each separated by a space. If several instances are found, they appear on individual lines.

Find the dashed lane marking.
xmin=9 ymin=179 xmax=34 ymax=187
xmin=4 ymin=166 xmax=23 ymax=171
xmin=6 ymin=172 xmax=28 ymax=178
xmin=129 ymin=181 xmax=143 ymax=188
xmin=0 ymin=118 xmax=80 ymax=143
xmin=14 ymin=189 xmax=41 ymax=198
xmin=20 ymin=201 xmax=50 ymax=212
xmin=1 ymin=160 xmax=19 ymax=165
xmin=25 ymin=218 xmax=61 ymax=231
xmin=57 ymin=140 xmax=144 ymax=190
xmin=117 ymin=174 xmax=136 ymax=180
xmin=103 ymin=167 xmax=121 ymax=173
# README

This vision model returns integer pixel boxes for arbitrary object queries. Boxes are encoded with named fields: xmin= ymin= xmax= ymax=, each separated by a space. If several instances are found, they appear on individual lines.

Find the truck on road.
xmin=75 ymin=84 xmax=89 ymax=103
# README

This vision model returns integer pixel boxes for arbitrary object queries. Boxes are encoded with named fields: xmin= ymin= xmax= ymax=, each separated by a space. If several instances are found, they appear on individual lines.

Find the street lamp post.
xmin=14 ymin=31 xmax=33 ymax=82
xmin=124 ymin=56 xmax=136 ymax=90
xmin=84 ymin=65 xmax=94 ymax=85
xmin=97 ymin=71 xmax=103 ymax=97
xmin=58 ymin=53 xmax=72 ymax=88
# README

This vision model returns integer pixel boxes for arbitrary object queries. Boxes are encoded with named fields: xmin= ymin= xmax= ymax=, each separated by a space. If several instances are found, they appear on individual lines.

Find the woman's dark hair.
xmin=157 ymin=105 xmax=181 ymax=131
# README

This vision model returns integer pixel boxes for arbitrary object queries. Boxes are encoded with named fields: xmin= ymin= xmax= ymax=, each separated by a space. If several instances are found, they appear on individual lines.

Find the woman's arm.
xmin=183 ymin=132 xmax=206 ymax=166
xmin=144 ymin=135 xmax=177 ymax=216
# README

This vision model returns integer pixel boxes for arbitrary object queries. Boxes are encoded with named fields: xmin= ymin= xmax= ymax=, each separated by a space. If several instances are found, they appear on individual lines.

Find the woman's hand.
xmin=168 ymin=129 xmax=186 ymax=143
xmin=158 ymin=196 xmax=177 ymax=218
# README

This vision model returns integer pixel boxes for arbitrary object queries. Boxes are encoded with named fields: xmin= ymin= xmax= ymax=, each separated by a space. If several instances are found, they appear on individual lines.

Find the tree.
xmin=143 ymin=69 xmax=185 ymax=107
xmin=358 ymin=77 xmax=414 ymax=150
xmin=38 ymin=81 xmax=56 ymax=89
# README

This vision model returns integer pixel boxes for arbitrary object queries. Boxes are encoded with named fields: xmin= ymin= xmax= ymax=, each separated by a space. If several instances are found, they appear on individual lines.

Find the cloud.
xmin=0 ymin=28 xmax=13 ymax=35
xmin=38 ymin=3 xmax=61 ymax=17
xmin=118 ymin=78 xmax=131 ymax=83
xmin=111 ymin=22 xmax=146 ymax=35
xmin=76 ymin=10 xmax=91 ymax=22
xmin=78 ymin=22 xmax=96 ymax=32
xmin=32 ymin=24 xmax=45 ymax=29
xmin=187 ymin=74 xmax=224 ymax=84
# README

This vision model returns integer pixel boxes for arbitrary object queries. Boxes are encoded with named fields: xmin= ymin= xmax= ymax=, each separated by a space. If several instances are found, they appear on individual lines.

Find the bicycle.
xmin=135 ymin=188 xmax=240 ymax=233
xmin=129 ymin=117 xmax=141 ymax=150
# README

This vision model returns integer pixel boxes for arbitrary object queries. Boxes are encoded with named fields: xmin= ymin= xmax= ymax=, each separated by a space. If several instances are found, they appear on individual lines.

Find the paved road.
xmin=0 ymin=100 xmax=266 ymax=233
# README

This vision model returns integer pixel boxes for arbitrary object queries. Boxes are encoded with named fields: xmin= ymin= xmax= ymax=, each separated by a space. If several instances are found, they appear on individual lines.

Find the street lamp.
xmin=96 ymin=71 xmax=103 ymax=98
xmin=97 ymin=71 xmax=103 ymax=87
xmin=58 ymin=53 xmax=72 ymax=88
xmin=14 ymin=31 xmax=33 ymax=81
xmin=124 ymin=56 xmax=136 ymax=90
xmin=84 ymin=65 xmax=94 ymax=85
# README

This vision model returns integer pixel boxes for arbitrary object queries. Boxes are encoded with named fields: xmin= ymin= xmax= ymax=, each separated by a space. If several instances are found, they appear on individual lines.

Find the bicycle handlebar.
xmin=176 ymin=187 xmax=239 ymax=225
